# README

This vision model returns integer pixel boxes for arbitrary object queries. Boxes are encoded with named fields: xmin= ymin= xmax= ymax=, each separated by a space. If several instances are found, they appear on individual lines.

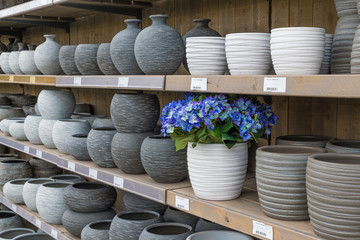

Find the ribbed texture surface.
xmin=66 ymin=135 xmax=91 ymax=161
xmin=24 ymin=115 xmax=42 ymax=145
xmin=276 ymin=135 xmax=332 ymax=148
xmin=81 ymin=220 xmax=111 ymax=240
xmin=75 ymin=44 xmax=102 ymax=75
xmin=9 ymin=52 xmax=23 ymax=75
xmin=23 ymin=178 xmax=54 ymax=211
xmin=97 ymin=43 xmax=119 ymax=75
xmin=187 ymin=230 xmax=254 ymax=240
xmin=19 ymin=51 xmax=41 ymax=75
xmin=9 ymin=122 xmax=27 ymax=141
xmin=326 ymin=139 xmax=360 ymax=153
xmin=59 ymin=45 xmax=81 ymax=75
xmin=34 ymin=35 xmax=62 ymax=75
xmin=139 ymin=223 xmax=193 ymax=240
xmin=29 ymin=158 xmax=62 ymax=178
xmin=38 ymin=119 xmax=57 ymax=149
xmin=0 ymin=118 xmax=26 ymax=136
xmin=0 ymin=160 xmax=32 ymax=190
xmin=0 ymin=53 xmax=14 ymax=74
xmin=37 ymin=89 xmax=75 ymax=120
xmin=3 ymin=178 xmax=29 ymax=204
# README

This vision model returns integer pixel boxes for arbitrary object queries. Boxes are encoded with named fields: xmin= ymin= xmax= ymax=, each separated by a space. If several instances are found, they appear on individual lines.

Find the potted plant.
xmin=160 ymin=93 xmax=277 ymax=201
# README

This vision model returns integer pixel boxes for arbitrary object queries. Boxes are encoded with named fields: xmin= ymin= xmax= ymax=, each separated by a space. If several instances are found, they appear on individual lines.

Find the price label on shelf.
xmin=252 ymin=220 xmax=273 ymax=240
xmin=51 ymin=229 xmax=58 ymax=239
xmin=9 ymin=76 xmax=14 ymax=82
xmin=118 ymin=77 xmax=129 ymax=88
xmin=89 ymin=168 xmax=98 ymax=179
xmin=263 ymin=77 xmax=286 ymax=93
xmin=24 ymin=146 xmax=30 ymax=154
xmin=35 ymin=219 xmax=42 ymax=228
xmin=74 ymin=77 xmax=82 ymax=86
xmin=30 ymin=76 xmax=36 ymax=84
xmin=113 ymin=176 xmax=124 ymax=188
xmin=175 ymin=196 xmax=189 ymax=211
xmin=67 ymin=162 xmax=75 ymax=171
xmin=190 ymin=78 xmax=207 ymax=91
xmin=11 ymin=204 xmax=17 ymax=212
xmin=36 ymin=150 xmax=42 ymax=158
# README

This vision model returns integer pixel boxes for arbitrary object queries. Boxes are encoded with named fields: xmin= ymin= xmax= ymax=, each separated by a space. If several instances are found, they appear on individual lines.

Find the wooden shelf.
xmin=0 ymin=192 xmax=78 ymax=240
xmin=0 ymin=75 xmax=56 ymax=86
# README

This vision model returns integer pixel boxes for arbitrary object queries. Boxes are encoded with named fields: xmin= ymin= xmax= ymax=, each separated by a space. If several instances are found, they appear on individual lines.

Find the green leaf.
xmin=222 ymin=132 xmax=239 ymax=142
xmin=224 ymin=140 xmax=237 ymax=149
xmin=220 ymin=118 xmax=233 ymax=133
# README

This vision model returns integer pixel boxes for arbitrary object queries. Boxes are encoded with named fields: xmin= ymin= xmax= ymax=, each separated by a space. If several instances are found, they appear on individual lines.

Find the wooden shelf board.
xmin=0 ymin=75 xmax=57 ymax=86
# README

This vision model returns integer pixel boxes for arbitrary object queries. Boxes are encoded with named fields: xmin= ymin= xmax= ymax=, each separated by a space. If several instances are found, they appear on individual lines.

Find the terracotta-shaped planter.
xmin=59 ymin=45 xmax=81 ymax=75
xmin=81 ymin=220 xmax=112 ymax=240
xmin=139 ymin=223 xmax=193 ymax=240
xmin=19 ymin=50 xmax=41 ymax=75
xmin=9 ymin=51 xmax=23 ymax=75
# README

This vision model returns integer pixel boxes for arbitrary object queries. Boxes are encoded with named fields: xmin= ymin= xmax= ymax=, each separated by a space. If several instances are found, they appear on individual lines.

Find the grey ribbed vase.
xmin=19 ymin=50 xmax=41 ymax=75
xmin=9 ymin=51 xmax=23 ymax=74
xmin=34 ymin=35 xmax=62 ymax=75
xmin=75 ymin=44 xmax=103 ymax=75
xmin=134 ymin=14 xmax=185 ymax=75
xmin=97 ymin=43 xmax=119 ymax=75
xmin=110 ymin=19 xmax=143 ymax=75
xmin=81 ymin=220 xmax=112 ymax=240
xmin=0 ymin=53 xmax=14 ymax=74
xmin=9 ymin=121 xmax=27 ymax=141
xmin=59 ymin=45 xmax=81 ymax=75
xmin=24 ymin=115 xmax=42 ymax=144
xmin=3 ymin=178 xmax=30 ymax=204
xmin=66 ymin=134 xmax=91 ymax=161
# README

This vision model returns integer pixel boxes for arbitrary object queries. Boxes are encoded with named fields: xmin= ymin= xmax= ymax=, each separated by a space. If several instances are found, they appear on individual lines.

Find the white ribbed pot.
xmin=9 ymin=121 xmax=27 ymax=141
xmin=187 ymin=143 xmax=248 ymax=201
xmin=9 ymin=52 xmax=23 ymax=75
xmin=24 ymin=115 xmax=42 ymax=144
xmin=23 ymin=178 xmax=54 ymax=212
xmin=3 ymin=178 xmax=30 ymax=204
xmin=34 ymin=34 xmax=62 ymax=75
xmin=0 ymin=53 xmax=14 ymax=74
xmin=38 ymin=119 xmax=57 ymax=149
xmin=19 ymin=50 xmax=41 ymax=75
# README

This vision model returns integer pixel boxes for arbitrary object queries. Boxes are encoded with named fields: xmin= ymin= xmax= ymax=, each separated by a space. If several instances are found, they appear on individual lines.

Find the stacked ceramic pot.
xmin=276 ymin=135 xmax=332 ymax=148
xmin=326 ymin=139 xmax=360 ymax=153
xmin=256 ymin=145 xmax=326 ymax=220
xmin=225 ymin=33 xmax=271 ymax=75
xmin=320 ymin=34 xmax=334 ymax=74
xmin=271 ymin=27 xmax=325 ymax=75
xmin=186 ymin=37 xmax=227 ymax=75
xmin=23 ymin=178 xmax=54 ymax=212
xmin=62 ymin=182 xmax=117 ymax=237
xmin=306 ymin=153 xmax=360 ymax=239
xmin=332 ymin=0 xmax=359 ymax=73
xmin=111 ymin=93 xmax=160 ymax=174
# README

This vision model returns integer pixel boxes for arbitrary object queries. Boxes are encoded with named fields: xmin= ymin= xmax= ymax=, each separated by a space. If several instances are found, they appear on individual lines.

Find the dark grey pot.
xmin=110 ymin=93 xmax=160 ymax=133
xmin=139 ymin=223 xmax=193 ymax=240
xmin=59 ymin=45 xmax=81 ymax=75
xmin=109 ymin=210 xmax=161 ymax=240
xmin=12 ymin=233 xmax=54 ymax=240
xmin=195 ymin=218 xmax=231 ymax=232
xmin=50 ymin=174 xmax=85 ymax=183
xmin=123 ymin=191 xmax=167 ymax=215
xmin=0 ymin=159 xmax=32 ymax=190
xmin=62 ymin=208 xmax=116 ymax=237
xmin=112 ymin=132 xmax=153 ymax=174
xmin=75 ymin=44 xmax=103 ymax=75
xmin=38 ymin=119 xmax=57 ymax=148
xmin=29 ymin=158 xmax=62 ymax=178
xmin=164 ymin=207 xmax=199 ymax=229
xmin=97 ymin=43 xmax=120 ymax=75
xmin=63 ymin=182 xmax=117 ymax=213
xmin=134 ymin=14 xmax=185 ymax=75
xmin=87 ymin=128 xmax=117 ymax=168
xmin=81 ymin=220 xmax=112 ymax=240
xmin=0 ymin=228 xmax=34 ymax=239
xmin=0 ymin=211 xmax=24 ymax=231
xmin=110 ymin=19 xmax=143 ymax=75
xmin=66 ymin=134 xmax=91 ymax=161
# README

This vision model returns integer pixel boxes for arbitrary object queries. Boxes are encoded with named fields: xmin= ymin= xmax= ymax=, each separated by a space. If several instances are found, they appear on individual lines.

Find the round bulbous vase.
xmin=0 ymin=53 xmax=14 ymax=74
xmin=110 ymin=19 xmax=143 ymax=75
xmin=164 ymin=207 xmax=199 ymax=229
xmin=110 ymin=93 xmax=160 ymax=133
xmin=62 ymin=208 xmax=116 ymax=237
xmin=13 ymin=233 xmax=54 ymax=240
xmin=9 ymin=52 xmax=23 ymax=75
xmin=123 ymin=191 xmax=167 ymax=214
xmin=19 ymin=50 xmax=42 ymax=75
xmin=195 ymin=218 xmax=230 ymax=232
xmin=0 ymin=118 xmax=26 ymax=136
xmin=9 ymin=121 xmax=27 ymax=141
xmin=34 ymin=35 xmax=62 ymax=75
xmin=29 ymin=158 xmax=62 ymax=178
xmin=134 ymin=14 xmax=185 ymax=75
xmin=187 ymin=143 xmax=248 ymax=201
xmin=50 ymin=174 xmax=84 ymax=183
xmin=109 ymin=210 xmax=161 ymax=240
xmin=0 ymin=107 xmax=25 ymax=121
xmin=23 ymin=178 xmax=54 ymax=212
xmin=37 ymin=89 xmax=75 ymax=120
xmin=3 ymin=178 xmax=30 ymax=204
xmin=59 ymin=45 xmax=81 ymax=75
xmin=87 ymin=128 xmax=117 ymax=168
xmin=81 ymin=220 xmax=112 ymax=240
xmin=36 ymin=182 xmax=71 ymax=224
xmin=75 ymin=44 xmax=103 ymax=75
xmin=66 ymin=134 xmax=91 ymax=161
xmin=97 ymin=43 xmax=119 ymax=75
xmin=141 ymin=136 xmax=187 ymax=183
xmin=186 ymin=230 xmax=254 ymax=240
xmin=38 ymin=119 xmax=57 ymax=149
xmin=92 ymin=117 xmax=114 ymax=129
xmin=24 ymin=115 xmax=42 ymax=144
xmin=0 ymin=211 xmax=24 ymax=231
xmin=139 ymin=223 xmax=193 ymax=240
xmin=111 ymin=132 xmax=153 ymax=174
xmin=0 ymin=228 xmax=34 ymax=239
xmin=0 ymin=160 xmax=32 ymax=190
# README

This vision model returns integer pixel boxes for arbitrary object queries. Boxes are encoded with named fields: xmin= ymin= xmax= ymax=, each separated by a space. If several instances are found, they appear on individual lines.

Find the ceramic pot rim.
xmin=327 ymin=139 xmax=360 ymax=149
xmin=116 ymin=210 xmax=160 ymax=221
xmin=58 ymin=119 xmax=88 ymax=123
xmin=309 ymin=153 xmax=360 ymax=166
xmin=277 ymin=135 xmax=332 ymax=142
xmin=7 ymin=178 xmax=31 ymax=185
xmin=27 ymin=114 xmax=41 ymax=117
xmin=71 ymin=182 xmax=106 ymax=190
xmin=50 ymin=174 xmax=82 ymax=181
xmin=257 ymin=145 xmax=326 ymax=155
xmin=41 ymin=182 xmax=70 ymax=188
xmin=92 ymin=127 xmax=116 ymax=131
xmin=148 ymin=135 xmax=171 ymax=140
xmin=144 ymin=222 xmax=193 ymax=235
xmin=26 ymin=178 xmax=53 ymax=184
xmin=87 ymin=219 xmax=112 ymax=230
xmin=0 ymin=228 xmax=34 ymax=236
xmin=125 ymin=19 xmax=142 ymax=23
xmin=72 ymin=134 xmax=88 ymax=138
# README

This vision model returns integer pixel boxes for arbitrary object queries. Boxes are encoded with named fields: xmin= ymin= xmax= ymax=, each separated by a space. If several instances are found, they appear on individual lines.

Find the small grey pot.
xmin=66 ymin=134 xmax=91 ymax=161
xmin=38 ymin=119 xmax=57 ymax=149
xmin=75 ymin=44 xmax=103 ymax=75
xmin=59 ymin=45 xmax=81 ymax=75
xmin=9 ymin=121 xmax=28 ymax=141
xmin=81 ymin=220 xmax=112 ymax=240
xmin=97 ymin=43 xmax=120 ymax=75
xmin=23 ymin=178 xmax=54 ymax=212
xmin=24 ymin=115 xmax=43 ymax=145
xmin=139 ymin=223 xmax=193 ymax=240
xmin=3 ymin=178 xmax=30 ymax=204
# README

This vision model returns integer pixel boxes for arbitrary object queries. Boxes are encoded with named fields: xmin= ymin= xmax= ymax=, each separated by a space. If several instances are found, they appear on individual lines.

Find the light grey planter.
xmin=0 ymin=118 xmax=26 ymax=136
xmin=326 ymin=139 xmax=360 ymax=154
xmin=29 ymin=158 xmax=62 ymax=178
xmin=23 ymin=178 xmax=54 ymax=212
xmin=9 ymin=52 xmax=23 ymax=75
xmin=164 ymin=207 xmax=199 ymax=229
xmin=13 ymin=233 xmax=53 ymax=240
xmin=3 ymin=178 xmax=30 ymax=204
xmin=0 ymin=211 xmax=24 ymax=231
xmin=24 ymin=115 xmax=42 ymax=145
xmin=75 ymin=44 xmax=103 ymax=75
xmin=37 ymin=89 xmax=75 ymax=120
xmin=0 ymin=160 xmax=32 ymax=190
xmin=134 ymin=14 xmax=185 ymax=75
xmin=34 ymin=35 xmax=62 ymax=75
xmin=0 ymin=53 xmax=14 ymax=74
xmin=139 ymin=223 xmax=193 ymax=240
xmin=66 ymin=134 xmax=91 ymax=161
xmin=36 ymin=182 xmax=70 ymax=224
xmin=186 ymin=230 xmax=254 ymax=240
xmin=0 ymin=228 xmax=34 ymax=239
xmin=74 ymin=103 xmax=91 ymax=114
xmin=19 ymin=50 xmax=41 ymax=75
xmin=123 ymin=191 xmax=167 ymax=214
xmin=59 ymin=45 xmax=81 ymax=75
xmin=38 ymin=119 xmax=57 ymax=149
xmin=0 ymin=107 xmax=25 ymax=121
xmin=112 ymin=132 xmax=153 ymax=174
xmin=276 ymin=135 xmax=332 ymax=148
xmin=87 ymin=128 xmax=117 ymax=168
xmin=92 ymin=117 xmax=114 ymax=129
xmin=50 ymin=174 xmax=84 ymax=183
xmin=110 ymin=19 xmax=143 ymax=75
xmin=195 ymin=218 xmax=230 ymax=232
xmin=97 ymin=43 xmax=119 ymax=75
xmin=9 ymin=121 xmax=27 ymax=141
xmin=81 ymin=220 xmax=112 ymax=240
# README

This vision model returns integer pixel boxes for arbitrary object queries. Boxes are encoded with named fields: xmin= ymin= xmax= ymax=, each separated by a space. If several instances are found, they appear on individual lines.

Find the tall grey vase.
xmin=134 ymin=14 xmax=185 ymax=75
xmin=75 ymin=44 xmax=103 ymax=75
xmin=97 ymin=43 xmax=120 ymax=75
xmin=59 ymin=45 xmax=81 ymax=75
xmin=110 ymin=19 xmax=143 ymax=75
xmin=34 ymin=35 xmax=62 ymax=75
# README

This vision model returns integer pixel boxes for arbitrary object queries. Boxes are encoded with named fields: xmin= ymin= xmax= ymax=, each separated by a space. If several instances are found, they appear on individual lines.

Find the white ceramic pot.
xmin=23 ymin=178 xmax=54 ymax=212
xmin=187 ymin=143 xmax=248 ymax=201
xmin=24 ymin=115 xmax=43 ymax=145
xmin=38 ymin=119 xmax=57 ymax=149
xmin=9 ymin=52 xmax=23 ymax=75
xmin=3 ymin=178 xmax=30 ymax=204
xmin=9 ymin=121 xmax=27 ymax=141
xmin=19 ymin=50 xmax=41 ymax=75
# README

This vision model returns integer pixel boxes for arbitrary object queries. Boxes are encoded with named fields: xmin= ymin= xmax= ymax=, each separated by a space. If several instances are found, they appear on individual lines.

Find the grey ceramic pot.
xmin=75 ymin=44 xmax=103 ymax=75
xmin=109 ymin=210 xmax=161 ymax=240
xmin=97 ymin=43 xmax=119 ymax=75
xmin=59 ymin=45 xmax=81 ymax=75
xmin=34 ymin=35 xmax=62 ymax=75
xmin=74 ymin=103 xmax=91 ymax=114
xmin=140 ymin=223 xmax=193 ymax=240
xmin=9 ymin=121 xmax=27 ymax=141
xmin=0 ymin=118 xmax=26 ymax=136
xmin=6 ymin=94 xmax=37 ymax=108
xmin=77 ymin=114 xmax=106 ymax=126
xmin=24 ymin=115 xmax=42 ymax=145
xmin=37 ymin=89 xmax=75 ymax=120
xmin=276 ymin=135 xmax=332 ymax=148
xmin=110 ymin=93 xmax=160 ymax=133
xmin=326 ymin=139 xmax=360 ymax=154
xmin=112 ymin=132 xmax=153 ymax=174
xmin=13 ymin=233 xmax=54 ymax=240
xmin=123 ymin=191 xmax=167 ymax=215
xmin=29 ymin=158 xmax=62 ymax=178
xmin=134 ymin=14 xmax=185 ymax=75
xmin=187 ymin=230 xmax=254 ymax=240
xmin=50 ymin=174 xmax=84 ymax=183
xmin=0 ymin=211 xmax=24 ymax=231
xmin=87 ymin=128 xmax=117 ymax=168
xmin=52 ymin=119 xmax=91 ymax=154
xmin=0 ymin=107 xmax=25 ymax=121
xmin=92 ymin=117 xmax=114 ymax=129
xmin=0 ymin=53 xmax=14 ymax=74
xmin=195 ymin=218 xmax=230 ymax=232
xmin=81 ymin=220 xmax=112 ymax=240
xmin=63 ymin=182 xmax=117 ymax=213
xmin=141 ymin=136 xmax=187 ymax=183
xmin=0 ymin=160 xmax=32 ymax=190
xmin=0 ymin=228 xmax=34 ymax=239
xmin=63 ymin=208 xmax=116 ymax=237
xmin=36 ymin=182 xmax=71 ymax=224
xmin=110 ymin=19 xmax=143 ymax=75
xmin=38 ymin=119 xmax=57 ymax=149
xmin=3 ymin=178 xmax=30 ymax=204
xmin=164 ymin=207 xmax=199 ymax=229
xmin=9 ymin=52 xmax=23 ymax=75
xmin=19 ymin=50 xmax=41 ymax=75
xmin=66 ymin=134 xmax=91 ymax=161
xmin=23 ymin=178 xmax=54 ymax=212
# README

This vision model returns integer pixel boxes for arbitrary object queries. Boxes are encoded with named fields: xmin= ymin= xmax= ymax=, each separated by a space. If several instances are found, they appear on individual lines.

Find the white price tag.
xmin=118 ymin=77 xmax=129 ymax=87
xmin=24 ymin=146 xmax=30 ymax=154
xmin=190 ymin=78 xmax=207 ymax=91
xmin=67 ymin=162 xmax=75 ymax=171
xmin=36 ymin=150 xmax=42 ymax=158
xmin=252 ymin=220 xmax=273 ymax=240
xmin=74 ymin=77 xmax=82 ymax=86
xmin=51 ymin=229 xmax=58 ymax=239
xmin=263 ymin=77 xmax=286 ymax=93
xmin=113 ymin=176 xmax=124 ymax=188
xmin=89 ymin=168 xmax=98 ymax=179
xmin=175 ymin=196 xmax=189 ymax=211
xmin=11 ymin=204 xmax=17 ymax=212
xmin=35 ymin=219 xmax=42 ymax=228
